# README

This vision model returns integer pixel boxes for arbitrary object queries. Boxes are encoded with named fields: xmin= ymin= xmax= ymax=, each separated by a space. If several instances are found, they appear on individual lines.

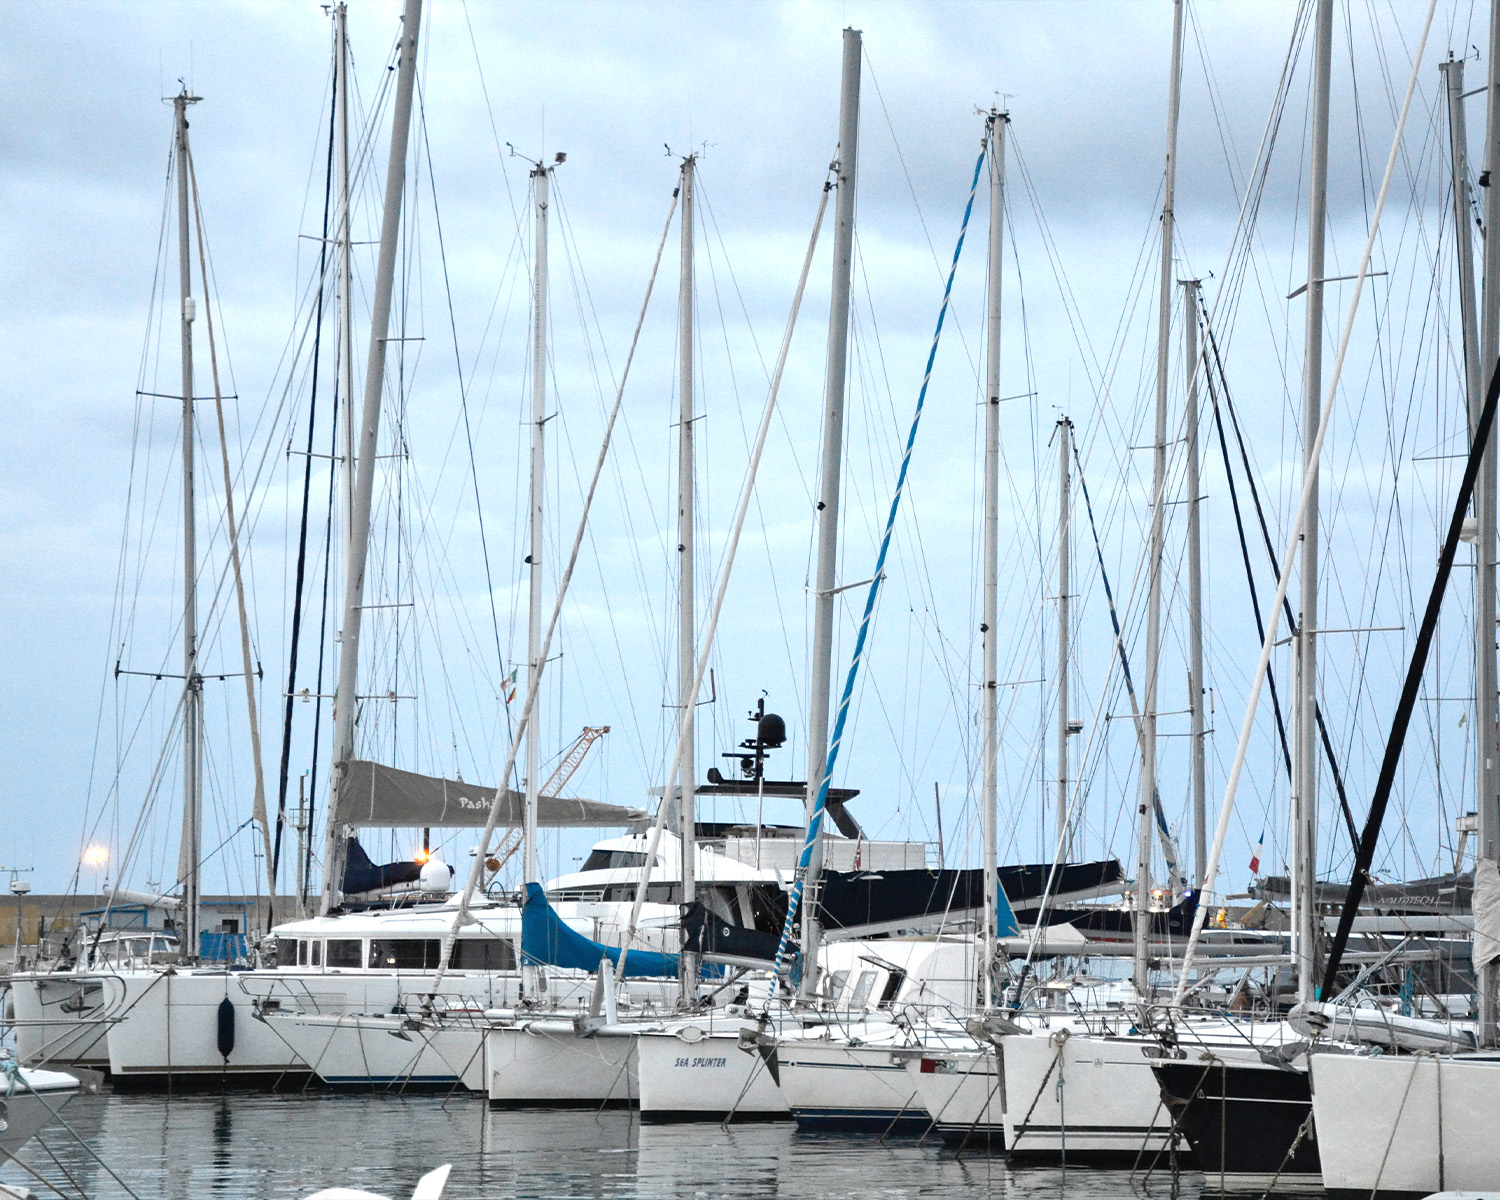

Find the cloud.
xmin=0 ymin=0 xmax=1471 ymax=902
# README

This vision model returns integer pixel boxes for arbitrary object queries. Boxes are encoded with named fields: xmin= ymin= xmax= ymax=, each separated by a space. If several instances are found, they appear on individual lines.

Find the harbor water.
xmin=2 ymin=1092 xmax=1209 ymax=1199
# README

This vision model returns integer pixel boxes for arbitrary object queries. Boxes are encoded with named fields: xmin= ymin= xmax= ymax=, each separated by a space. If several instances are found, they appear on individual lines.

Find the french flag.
xmin=1248 ymin=829 xmax=1265 ymax=876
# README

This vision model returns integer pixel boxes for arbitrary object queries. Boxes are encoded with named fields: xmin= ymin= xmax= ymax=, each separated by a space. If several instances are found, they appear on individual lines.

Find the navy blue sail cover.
xmin=342 ymin=835 xmax=423 ymax=896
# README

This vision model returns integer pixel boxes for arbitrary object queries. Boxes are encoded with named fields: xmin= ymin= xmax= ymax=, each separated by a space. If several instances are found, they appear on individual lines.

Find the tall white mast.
xmin=1443 ymin=59 xmax=1482 ymax=416
xmin=1135 ymin=0 xmax=1185 ymax=999
xmin=981 ymin=109 xmax=1008 ymax=1010
xmin=336 ymin=3 xmax=355 ymax=558
xmin=800 ymin=28 xmax=862 ymax=1000
xmin=1443 ymin=49 xmax=1490 ymax=1039
xmin=1477 ymin=0 xmax=1500 ymax=1045
xmin=676 ymin=155 xmax=699 ymax=999
xmin=321 ymin=0 xmax=423 ymax=914
xmin=1055 ymin=416 xmax=1071 ymax=858
xmin=524 ymin=163 xmax=550 ymax=890
xmin=173 ymin=89 xmax=203 ymax=958
xmin=1184 ymin=278 xmax=1207 ymax=884
xmin=1292 ymin=0 xmax=1332 ymax=1007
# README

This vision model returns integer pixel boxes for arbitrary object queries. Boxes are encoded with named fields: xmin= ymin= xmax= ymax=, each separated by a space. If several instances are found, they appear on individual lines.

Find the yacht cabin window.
xmin=579 ymin=850 xmax=660 ymax=872
xmin=369 ymin=939 xmax=442 ymax=970
xmin=448 ymin=938 xmax=517 ymax=972
xmin=289 ymin=936 xmax=517 ymax=971
xmin=326 ymin=939 xmax=362 ymax=968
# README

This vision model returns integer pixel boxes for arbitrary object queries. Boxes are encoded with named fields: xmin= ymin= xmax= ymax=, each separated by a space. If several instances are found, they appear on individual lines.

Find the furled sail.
xmin=336 ymin=760 xmax=646 ymax=828
xmin=519 ymin=882 xmax=679 ymax=977
xmin=684 ymin=861 xmax=1123 ymax=962
xmin=1475 ymin=858 xmax=1500 ymax=970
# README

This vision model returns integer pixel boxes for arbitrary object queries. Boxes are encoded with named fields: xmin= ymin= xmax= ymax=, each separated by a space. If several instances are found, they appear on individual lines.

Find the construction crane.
xmin=486 ymin=726 xmax=611 ymax=878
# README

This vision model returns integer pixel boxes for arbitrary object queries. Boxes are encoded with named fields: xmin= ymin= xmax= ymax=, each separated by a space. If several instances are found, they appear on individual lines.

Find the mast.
xmin=524 ymin=163 xmax=550 ymax=889
xmin=1478 ymin=0 xmax=1500 ymax=1045
xmin=1444 ymin=48 xmax=1490 ymax=1038
xmin=677 ymin=154 xmax=699 ymax=999
xmin=1135 ymin=0 xmax=1185 ymax=999
xmin=1055 ymin=415 xmax=1071 ymax=857
xmin=800 ymin=27 xmax=861 ymax=999
xmin=1184 ymin=278 xmax=1207 ymax=884
xmin=1292 ymin=0 xmax=1332 ymax=1007
xmin=173 ymin=89 xmax=203 ymax=959
xmin=336 ymin=2 xmax=355 ymax=556
xmin=320 ymin=0 xmax=423 ymax=913
xmin=982 ymin=109 xmax=1008 ymax=1010
xmin=1444 ymin=57 xmax=1483 ymax=421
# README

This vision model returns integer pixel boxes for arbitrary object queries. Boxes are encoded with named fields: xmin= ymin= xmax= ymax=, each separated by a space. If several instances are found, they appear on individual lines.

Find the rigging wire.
xmin=769 ymin=144 xmax=985 ymax=994
xmin=271 ymin=48 xmax=338 ymax=916
xmin=1201 ymin=305 xmax=1362 ymax=855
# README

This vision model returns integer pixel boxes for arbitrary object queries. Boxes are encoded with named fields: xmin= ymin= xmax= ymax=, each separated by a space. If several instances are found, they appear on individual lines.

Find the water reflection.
xmin=2 ymin=1093 xmax=1208 ymax=1200
xmin=212 ymin=1096 xmax=232 ymax=1178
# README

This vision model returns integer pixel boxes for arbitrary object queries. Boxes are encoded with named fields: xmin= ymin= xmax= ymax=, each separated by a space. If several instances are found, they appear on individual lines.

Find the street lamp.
xmin=82 ymin=845 xmax=109 ymax=897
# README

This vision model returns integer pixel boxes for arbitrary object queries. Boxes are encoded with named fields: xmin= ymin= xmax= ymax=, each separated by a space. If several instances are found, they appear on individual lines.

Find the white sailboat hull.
xmin=635 ymin=1023 xmax=788 ymax=1121
xmin=264 ymin=1011 xmax=485 ymax=1090
xmin=1310 ymin=1052 xmax=1500 ymax=1196
xmin=1000 ymin=1028 xmax=1171 ymax=1161
xmin=1000 ymin=1018 xmax=1289 ymax=1162
xmin=905 ymin=1048 xmax=1004 ymax=1146
xmin=104 ymin=968 xmax=518 ymax=1082
xmin=777 ymin=1038 xmax=926 ymax=1131
xmin=486 ymin=1021 xmax=638 ymax=1106
xmin=8 ymin=974 xmax=120 ymax=1069
xmin=105 ymin=971 xmax=313 ymax=1081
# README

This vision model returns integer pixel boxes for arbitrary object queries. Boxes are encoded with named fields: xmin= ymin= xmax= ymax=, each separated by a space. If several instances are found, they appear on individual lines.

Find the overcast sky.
xmin=2 ymin=0 xmax=1486 ymax=908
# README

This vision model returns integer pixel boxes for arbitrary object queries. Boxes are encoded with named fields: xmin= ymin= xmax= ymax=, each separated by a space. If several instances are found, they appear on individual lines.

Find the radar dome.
xmin=419 ymin=859 xmax=453 ymax=893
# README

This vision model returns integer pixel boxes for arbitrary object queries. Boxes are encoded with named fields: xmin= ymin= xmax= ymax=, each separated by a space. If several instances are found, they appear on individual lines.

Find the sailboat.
xmin=631 ymin=26 xmax=871 ymax=1124
xmin=777 ymin=101 xmax=1013 ymax=1137
xmin=1305 ymin=6 xmax=1500 ymax=1182
xmin=981 ymin=0 xmax=1210 ymax=1161
xmin=1152 ymin=5 xmax=1490 ymax=1191
xmin=963 ymin=0 xmax=1392 ymax=1159
xmin=185 ymin=2 xmax=705 ymax=1090
xmin=14 ymin=1 xmax=672 ymax=1088
xmin=484 ymin=149 xmax=727 ymax=1107
xmin=481 ymin=117 xmax=897 ymax=1111
xmin=633 ymin=30 xmax=1046 ymax=1125
xmin=279 ymin=148 xmax=697 ymax=1098
xmin=7 ymin=81 xmax=274 ymax=1077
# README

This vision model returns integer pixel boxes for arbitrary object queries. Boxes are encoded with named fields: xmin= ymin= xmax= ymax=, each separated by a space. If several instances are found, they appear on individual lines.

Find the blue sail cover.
xmin=520 ymin=882 xmax=680 ymax=978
